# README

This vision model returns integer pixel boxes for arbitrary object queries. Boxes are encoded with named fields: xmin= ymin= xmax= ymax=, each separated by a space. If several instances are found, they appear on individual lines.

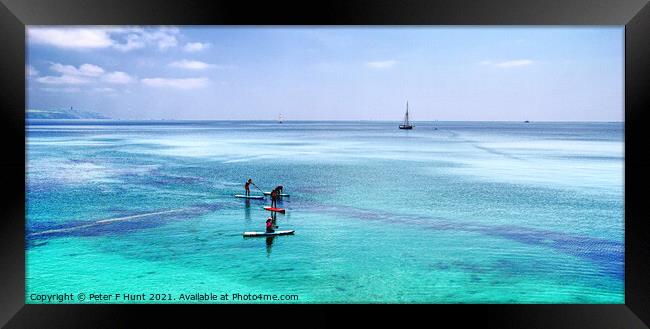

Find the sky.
xmin=26 ymin=26 xmax=624 ymax=121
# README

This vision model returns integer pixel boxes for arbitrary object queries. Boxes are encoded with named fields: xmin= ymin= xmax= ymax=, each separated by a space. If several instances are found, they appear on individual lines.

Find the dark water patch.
xmin=300 ymin=201 xmax=623 ymax=280
xmin=147 ymin=255 xmax=165 ymax=262
xmin=148 ymin=175 xmax=203 ymax=186
xmin=92 ymin=137 xmax=124 ymax=142
xmin=106 ymin=207 xmax=135 ymax=213
xmin=450 ymin=261 xmax=489 ymax=274
xmin=494 ymin=259 xmax=521 ymax=277
xmin=474 ymin=224 xmax=623 ymax=278
xmin=555 ymin=155 xmax=623 ymax=161
xmin=276 ymin=268 xmax=295 ymax=272
xmin=263 ymin=141 xmax=313 ymax=147
xmin=469 ymin=143 xmax=525 ymax=161
xmin=430 ymin=262 xmax=450 ymax=270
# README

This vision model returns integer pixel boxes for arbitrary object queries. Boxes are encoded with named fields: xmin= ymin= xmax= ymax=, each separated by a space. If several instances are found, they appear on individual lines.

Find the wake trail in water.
xmin=28 ymin=208 xmax=200 ymax=237
xmin=447 ymin=130 xmax=525 ymax=161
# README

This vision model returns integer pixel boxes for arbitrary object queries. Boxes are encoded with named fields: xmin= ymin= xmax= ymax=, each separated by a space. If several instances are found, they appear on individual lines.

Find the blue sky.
xmin=26 ymin=26 xmax=623 ymax=121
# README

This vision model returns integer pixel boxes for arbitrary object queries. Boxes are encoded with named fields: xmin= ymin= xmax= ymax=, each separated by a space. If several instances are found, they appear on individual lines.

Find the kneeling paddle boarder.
xmin=265 ymin=217 xmax=275 ymax=233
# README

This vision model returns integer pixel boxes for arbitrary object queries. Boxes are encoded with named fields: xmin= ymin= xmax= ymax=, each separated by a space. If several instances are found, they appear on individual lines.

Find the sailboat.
xmin=278 ymin=113 xmax=283 ymax=124
xmin=399 ymin=101 xmax=414 ymax=129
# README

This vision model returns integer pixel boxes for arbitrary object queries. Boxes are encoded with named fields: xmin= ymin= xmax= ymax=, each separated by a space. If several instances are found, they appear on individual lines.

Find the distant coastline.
xmin=27 ymin=108 xmax=108 ymax=120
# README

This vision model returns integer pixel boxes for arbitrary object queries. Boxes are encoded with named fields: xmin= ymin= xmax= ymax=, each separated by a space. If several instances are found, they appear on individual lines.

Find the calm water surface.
xmin=26 ymin=121 xmax=624 ymax=303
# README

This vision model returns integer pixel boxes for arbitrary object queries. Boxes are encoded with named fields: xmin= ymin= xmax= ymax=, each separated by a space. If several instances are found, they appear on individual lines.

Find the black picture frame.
xmin=1 ymin=0 xmax=649 ymax=327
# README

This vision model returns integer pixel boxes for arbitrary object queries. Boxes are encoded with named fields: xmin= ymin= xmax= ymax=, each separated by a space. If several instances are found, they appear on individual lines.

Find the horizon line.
xmin=26 ymin=118 xmax=624 ymax=123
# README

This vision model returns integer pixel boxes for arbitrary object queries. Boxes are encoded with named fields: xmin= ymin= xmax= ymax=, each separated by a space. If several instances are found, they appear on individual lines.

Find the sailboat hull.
xmin=399 ymin=125 xmax=413 ymax=129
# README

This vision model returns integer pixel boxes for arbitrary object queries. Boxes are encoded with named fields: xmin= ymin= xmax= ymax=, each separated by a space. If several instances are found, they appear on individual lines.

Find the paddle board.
xmin=264 ymin=206 xmax=286 ymax=213
xmin=243 ymin=230 xmax=294 ymax=237
xmin=263 ymin=192 xmax=290 ymax=197
xmin=235 ymin=195 xmax=264 ymax=199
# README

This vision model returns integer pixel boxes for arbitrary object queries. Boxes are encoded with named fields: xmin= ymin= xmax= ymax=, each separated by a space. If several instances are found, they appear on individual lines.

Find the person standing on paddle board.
xmin=245 ymin=178 xmax=253 ymax=196
xmin=270 ymin=186 xmax=280 ymax=208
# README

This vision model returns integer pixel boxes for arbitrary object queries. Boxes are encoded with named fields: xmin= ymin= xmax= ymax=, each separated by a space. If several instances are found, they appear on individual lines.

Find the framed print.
xmin=1 ymin=0 xmax=649 ymax=327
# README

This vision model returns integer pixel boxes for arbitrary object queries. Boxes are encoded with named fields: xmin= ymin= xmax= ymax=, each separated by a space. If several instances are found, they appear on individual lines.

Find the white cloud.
xmin=102 ymin=71 xmax=134 ymax=84
xmin=142 ymin=27 xmax=179 ymax=50
xmin=481 ymin=59 xmax=534 ymax=68
xmin=28 ymin=27 xmax=179 ymax=52
xmin=169 ymin=60 xmax=214 ymax=70
xmin=366 ymin=60 xmax=398 ymax=69
xmin=36 ymin=75 xmax=91 ymax=85
xmin=113 ymin=33 xmax=146 ymax=51
xmin=93 ymin=87 xmax=116 ymax=92
xmin=40 ymin=87 xmax=82 ymax=93
xmin=497 ymin=59 xmax=534 ymax=67
xmin=183 ymin=42 xmax=209 ymax=52
xmin=36 ymin=62 xmax=134 ymax=87
xmin=28 ymin=28 xmax=114 ymax=49
xmin=51 ymin=63 xmax=105 ymax=77
xmin=26 ymin=65 xmax=39 ymax=77
xmin=36 ymin=63 xmax=104 ymax=85
xmin=141 ymin=77 xmax=209 ymax=89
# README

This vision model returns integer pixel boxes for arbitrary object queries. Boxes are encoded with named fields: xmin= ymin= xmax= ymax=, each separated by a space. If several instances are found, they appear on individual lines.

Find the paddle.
xmin=250 ymin=181 xmax=265 ymax=195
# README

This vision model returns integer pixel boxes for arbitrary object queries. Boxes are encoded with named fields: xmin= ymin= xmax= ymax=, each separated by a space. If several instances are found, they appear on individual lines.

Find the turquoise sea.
xmin=26 ymin=121 xmax=624 ymax=303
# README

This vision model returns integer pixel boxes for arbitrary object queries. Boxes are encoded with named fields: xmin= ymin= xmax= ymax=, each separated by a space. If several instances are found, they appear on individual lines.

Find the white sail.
xmin=403 ymin=102 xmax=410 ymax=125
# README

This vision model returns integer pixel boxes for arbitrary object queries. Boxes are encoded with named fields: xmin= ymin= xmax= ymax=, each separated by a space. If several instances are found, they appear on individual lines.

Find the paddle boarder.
xmin=244 ymin=178 xmax=253 ymax=196
xmin=270 ymin=186 xmax=280 ymax=208
xmin=265 ymin=217 xmax=275 ymax=233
